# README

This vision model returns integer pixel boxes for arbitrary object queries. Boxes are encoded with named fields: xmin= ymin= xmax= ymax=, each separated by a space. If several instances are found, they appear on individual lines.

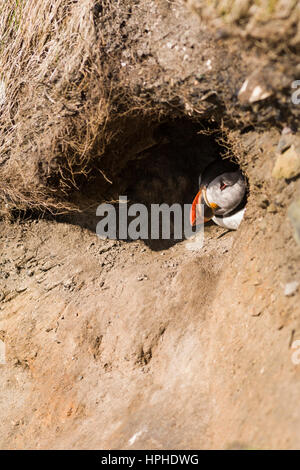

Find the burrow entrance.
xmin=63 ymin=118 xmax=245 ymax=250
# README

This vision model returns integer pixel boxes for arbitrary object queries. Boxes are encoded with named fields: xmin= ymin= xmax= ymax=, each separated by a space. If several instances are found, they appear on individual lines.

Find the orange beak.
xmin=190 ymin=189 xmax=203 ymax=226
xmin=190 ymin=188 xmax=219 ymax=226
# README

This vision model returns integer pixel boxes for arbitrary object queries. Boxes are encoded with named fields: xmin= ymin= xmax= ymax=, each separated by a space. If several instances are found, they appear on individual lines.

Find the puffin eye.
xmin=220 ymin=181 xmax=227 ymax=191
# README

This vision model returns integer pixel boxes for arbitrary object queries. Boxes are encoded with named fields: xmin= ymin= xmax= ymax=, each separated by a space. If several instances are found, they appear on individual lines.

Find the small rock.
xmin=276 ymin=134 xmax=294 ymax=154
xmin=40 ymin=260 xmax=57 ymax=272
xmin=16 ymin=286 xmax=27 ymax=293
xmin=288 ymin=199 xmax=300 ymax=245
xmin=137 ymin=274 xmax=148 ymax=281
xmin=238 ymin=75 xmax=272 ymax=104
xmin=99 ymin=242 xmax=116 ymax=254
xmin=282 ymin=127 xmax=292 ymax=136
xmin=274 ymin=193 xmax=285 ymax=206
xmin=63 ymin=278 xmax=72 ymax=287
xmin=215 ymin=28 xmax=230 ymax=40
xmin=11 ymin=420 xmax=20 ymax=427
xmin=230 ymin=0 xmax=251 ymax=22
xmin=272 ymin=145 xmax=300 ymax=179
xmin=267 ymin=203 xmax=277 ymax=213
xmin=284 ymin=281 xmax=299 ymax=297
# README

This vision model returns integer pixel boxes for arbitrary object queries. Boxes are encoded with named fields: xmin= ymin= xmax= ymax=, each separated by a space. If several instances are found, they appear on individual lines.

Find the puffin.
xmin=190 ymin=160 xmax=247 ymax=230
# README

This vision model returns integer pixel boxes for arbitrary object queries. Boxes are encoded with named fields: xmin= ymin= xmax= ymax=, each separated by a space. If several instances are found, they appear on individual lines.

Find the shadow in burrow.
xmin=58 ymin=118 xmax=243 ymax=251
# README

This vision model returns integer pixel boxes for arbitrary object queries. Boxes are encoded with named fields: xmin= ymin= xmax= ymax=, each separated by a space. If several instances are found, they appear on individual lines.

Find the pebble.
xmin=267 ymin=203 xmax=277 ymax=213
xmin=238 ymin=75 xmax=272 ymax=104
xmin=284 ymin=281 xmax=299 ymax=297
xmin=276 ymin=134 xmax=294 ymax=154
xmin=99 ymin=242 xmax=116 ymax=254
xmin=16 ymin=286 xmax=27 ymax=293
xmin=288 ymin=199 xmax=300 ymax=245
xmin=272 ymin=145 xmax=300 ymax=179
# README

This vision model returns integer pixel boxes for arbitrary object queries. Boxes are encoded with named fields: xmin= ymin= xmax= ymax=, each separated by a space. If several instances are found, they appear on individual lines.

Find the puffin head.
xmin=190 ymin=170 xmax=246 ymax=226
xmin=190 ymin=187 xmax=219 ymax=226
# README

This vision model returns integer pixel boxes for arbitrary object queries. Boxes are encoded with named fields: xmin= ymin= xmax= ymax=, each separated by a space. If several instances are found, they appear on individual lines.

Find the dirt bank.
xmin=0 ymin=0 xmax=299 ymax=449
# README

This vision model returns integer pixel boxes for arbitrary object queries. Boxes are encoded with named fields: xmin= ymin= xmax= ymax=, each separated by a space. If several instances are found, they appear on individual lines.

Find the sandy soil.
xmin=0 ymin=127 xmax=299 ymax=449
xmin=0 ymin=0 xmax=299 ymax=451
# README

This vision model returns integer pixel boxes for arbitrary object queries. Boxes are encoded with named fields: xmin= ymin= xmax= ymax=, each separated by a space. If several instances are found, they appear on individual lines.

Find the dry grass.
xmin=0 ymin=0 xmax=172 ymax=215
xmin=0 ymin=0 xmax=115 ymax=213
xmin=1 ymin=0 xmax=296 ymax=214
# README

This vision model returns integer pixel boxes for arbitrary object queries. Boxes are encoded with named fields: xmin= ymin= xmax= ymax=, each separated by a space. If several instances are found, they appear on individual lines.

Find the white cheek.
xmin=207 ymin=183 xmax=244 ymax=213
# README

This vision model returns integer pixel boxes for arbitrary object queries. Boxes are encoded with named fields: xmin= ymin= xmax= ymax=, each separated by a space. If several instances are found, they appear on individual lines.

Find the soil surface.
xmin=0 ymin=0 xmax=300 ymax=450
xmin=0 ymin=127 xmax=299 ymax=449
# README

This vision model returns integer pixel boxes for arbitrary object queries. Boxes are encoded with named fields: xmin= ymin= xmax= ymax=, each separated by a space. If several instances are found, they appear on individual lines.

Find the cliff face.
xmin=0 ymin=0 xmax=299 ymax=211
xmin=0 ymin=0 xmax=299 ymax=449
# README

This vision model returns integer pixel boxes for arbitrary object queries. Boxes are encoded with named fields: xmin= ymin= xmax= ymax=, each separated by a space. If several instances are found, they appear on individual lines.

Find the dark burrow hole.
xmin=63 ymin=118 xmax=245 ymax=251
